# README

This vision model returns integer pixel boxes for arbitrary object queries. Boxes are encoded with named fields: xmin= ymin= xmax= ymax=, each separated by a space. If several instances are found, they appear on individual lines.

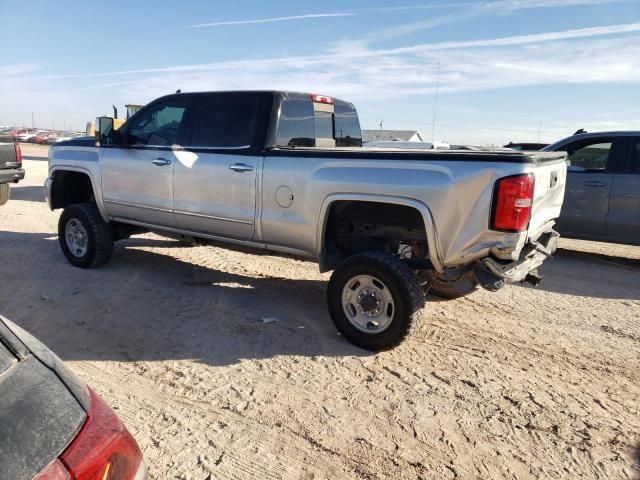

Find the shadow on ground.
xmin=633 ymin=444 xmax=640 ymax=480
xmin=0 ymin=231 xmax=370 ymax=367
xmin=9 ymin=185 xmax=45 ymax=203
xmin=515 ymin=247 xmax=640 ymax=300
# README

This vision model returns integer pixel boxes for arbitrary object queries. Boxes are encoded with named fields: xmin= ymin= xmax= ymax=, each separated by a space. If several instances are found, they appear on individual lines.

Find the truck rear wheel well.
xmin=321 ymin=201 xmax=429 ymax=272
xmin=51 ymin=171 xmax=95 ymax=209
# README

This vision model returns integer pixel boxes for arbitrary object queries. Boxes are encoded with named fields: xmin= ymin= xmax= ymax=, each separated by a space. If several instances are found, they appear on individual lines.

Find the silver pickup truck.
xmin=46 ymin=91 xmax=567 ymax=350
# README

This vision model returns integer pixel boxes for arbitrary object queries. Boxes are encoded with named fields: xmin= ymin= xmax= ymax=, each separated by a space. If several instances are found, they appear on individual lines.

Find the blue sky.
xmin=0 ymin=0 xmax=639 ymax=144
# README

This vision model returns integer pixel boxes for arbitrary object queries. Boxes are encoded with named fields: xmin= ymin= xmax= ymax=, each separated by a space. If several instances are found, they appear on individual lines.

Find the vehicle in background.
xmin=16 ymin=130 xmax=45 ymax=142
xmin=364 ymin=140 xmax=451 ymax=149
xmin=46 ymin=132 xmax=76 ymax=144
xmin=543 ymin=130 xmax=639 ymax=245
xmin=46 ymin=90 xmax=566 ymax=350
xmin=504 ymin=142 xmax=549 ymax=151
xmin=0 ymin=315 xmax=147 ymax=480
xmin=0 ymin=139 xmax=24 ymax=205
xmin=28 ymin=131 xmax=54 ymax=143
xmin=85 ymin=103 xmax=145 ymax=136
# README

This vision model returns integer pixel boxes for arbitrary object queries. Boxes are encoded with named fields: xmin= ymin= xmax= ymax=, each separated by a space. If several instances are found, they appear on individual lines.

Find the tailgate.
xmin=0 ymin=142 xmax=19 ymax=169
xmin=528 ymin=156 xmax=567 ymax=237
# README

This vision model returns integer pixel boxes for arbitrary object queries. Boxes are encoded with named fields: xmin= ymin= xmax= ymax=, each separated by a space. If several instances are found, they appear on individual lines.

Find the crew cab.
xmin=45 ymin=91 xmax=566 ymax=350
xmin=0 ymin=139 xmax=24 ymax=205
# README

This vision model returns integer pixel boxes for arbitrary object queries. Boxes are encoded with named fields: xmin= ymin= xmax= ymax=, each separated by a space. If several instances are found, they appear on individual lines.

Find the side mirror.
xmin=95 ymin=116 xmax=114 ymax=146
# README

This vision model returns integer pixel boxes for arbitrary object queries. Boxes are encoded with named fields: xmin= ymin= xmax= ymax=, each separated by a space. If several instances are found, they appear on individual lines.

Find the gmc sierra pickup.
xmin=46 ymin=91 xmax=567 ymax=350
xmin=0 ymin=139 xmax=24 ymax=205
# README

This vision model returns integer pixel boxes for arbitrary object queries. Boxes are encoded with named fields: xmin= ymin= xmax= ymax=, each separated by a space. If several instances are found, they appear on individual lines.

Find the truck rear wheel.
xmin=327 ymin=252 xmax=425 ymax=351
xmin=58 ymin=203 xmax=114 ymax=268
xmin=425 ymin=270 xmax=479 ymax=299
xmin=0 ymin=184 xmax=9 ymax=206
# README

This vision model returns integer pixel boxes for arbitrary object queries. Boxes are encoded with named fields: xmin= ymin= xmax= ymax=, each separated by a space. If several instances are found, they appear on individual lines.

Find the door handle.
xmin=152 ymin=158 xmax=172 ymax=166
xmin=229 ymin=163 xmax=254 ymax=173
xmin=583 ymin=181 xmax=606 ymax=188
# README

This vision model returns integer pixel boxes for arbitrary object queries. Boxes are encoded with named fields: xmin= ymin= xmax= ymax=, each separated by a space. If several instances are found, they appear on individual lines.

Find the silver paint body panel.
xmin=47 ymin=142 xmax=566 ymax=273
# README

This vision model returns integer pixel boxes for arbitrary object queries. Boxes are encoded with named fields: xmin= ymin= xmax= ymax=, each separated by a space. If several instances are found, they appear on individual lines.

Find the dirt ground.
xmin=1 ymin=144 xmax=639 ymax=479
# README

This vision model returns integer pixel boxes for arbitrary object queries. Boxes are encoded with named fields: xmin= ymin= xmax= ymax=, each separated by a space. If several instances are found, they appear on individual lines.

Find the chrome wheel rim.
xmin=342 ymin=275 xmax=395 ymax=334
xmin=65 ymin=218 xmax=89 ymax=258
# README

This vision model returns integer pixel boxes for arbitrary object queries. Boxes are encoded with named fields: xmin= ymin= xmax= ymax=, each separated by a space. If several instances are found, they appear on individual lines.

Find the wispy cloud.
xmin=383 ymin=22 xmax=640 ymax=53
xmin=188 ymin=13 xmax=353 ymax=29
xmin=363 ymin=0 xmax=634 ymax=42
xmin=0 ymin=63 xmax=39 ymax=76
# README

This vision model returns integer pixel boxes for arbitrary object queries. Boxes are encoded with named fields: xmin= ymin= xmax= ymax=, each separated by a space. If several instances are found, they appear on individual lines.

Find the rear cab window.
xmin=275 ymin=95 xmax=362 ymax=148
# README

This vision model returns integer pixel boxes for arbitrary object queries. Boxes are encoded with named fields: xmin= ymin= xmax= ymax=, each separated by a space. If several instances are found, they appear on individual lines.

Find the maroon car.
xmin=0 ymin=316 xmax=147 ymax=480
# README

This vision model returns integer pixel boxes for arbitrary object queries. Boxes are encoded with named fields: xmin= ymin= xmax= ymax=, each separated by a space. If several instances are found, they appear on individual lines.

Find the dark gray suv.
xmin=543 ymin=131 xmax=639 ymax=246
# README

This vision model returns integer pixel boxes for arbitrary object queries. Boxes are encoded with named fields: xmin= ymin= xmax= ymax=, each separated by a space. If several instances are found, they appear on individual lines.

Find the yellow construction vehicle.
xmin=85 ymin=104 xmax=144 ymax=136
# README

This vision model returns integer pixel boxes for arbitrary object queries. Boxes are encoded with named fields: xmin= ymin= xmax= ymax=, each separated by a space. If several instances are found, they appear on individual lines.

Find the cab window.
xmin=188 ymin=97 xmax=259 ymax=148
xmin=126 ymin=101 xmax=187 ymax=146
xmin=276 ymin=100 xmax=315 ymax=147
xmin=564 ymin=140 xmax=612 ymax=172
xmin=334 ymin=104 xmax=362 ymax=147
xmin=630 ymin=138 xmax=640 ymax=173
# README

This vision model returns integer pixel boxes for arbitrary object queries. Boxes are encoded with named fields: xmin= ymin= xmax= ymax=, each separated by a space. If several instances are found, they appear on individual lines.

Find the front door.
xmin=173 ymin=94 xmax=263 ymax=240
xmin=555 ymin=137 xmax=624 ymax=237
xmin=607 ymin=137 xmax=640 ymax=244
xmin=100 ymin=97 xmax=189 ymax=227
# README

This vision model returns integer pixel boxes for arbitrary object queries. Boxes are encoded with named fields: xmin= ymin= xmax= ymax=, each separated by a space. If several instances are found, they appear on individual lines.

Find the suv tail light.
xmin=490 ymin=174 xmax=535 ymax=232
xmin=33 ymin=388 xmax=145 ymax=480
xmin=14 ymin=141 xmax=22 ymax=166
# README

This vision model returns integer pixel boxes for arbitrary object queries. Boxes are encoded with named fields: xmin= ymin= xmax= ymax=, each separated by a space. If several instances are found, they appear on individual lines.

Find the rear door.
xmin=555 ymin=136 xmax=626 ymax=237
xmin=607 ymin=137 xmax=640 ymax=244
xmin=100 ymin=97 xmax=189 ymax=227
xmin=173 ymin=94 xmax=264 ymax=240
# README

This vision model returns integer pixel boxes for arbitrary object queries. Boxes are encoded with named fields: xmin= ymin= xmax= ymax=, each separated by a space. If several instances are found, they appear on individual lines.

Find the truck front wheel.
xmin=58 ymin=203 xmax=114 ymax=268
xmin=0 ymin=184 xmax=9 ymax=206
xmin=327 ymin=252 xmax=425 ymax=351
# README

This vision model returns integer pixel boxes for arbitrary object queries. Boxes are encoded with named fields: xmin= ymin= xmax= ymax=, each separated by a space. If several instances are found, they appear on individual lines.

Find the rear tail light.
xmin=33 ymin=460 xmax=70 ymax=480
xmin=311 ymin=94 xmax=334 ymax=104
xmin=34 ymin=388 xmax=145 ymax=480
xmin=490 ymin=174 xmax=535 ymax=232
xmin=14 ymin=141 xmax=22 ymax=166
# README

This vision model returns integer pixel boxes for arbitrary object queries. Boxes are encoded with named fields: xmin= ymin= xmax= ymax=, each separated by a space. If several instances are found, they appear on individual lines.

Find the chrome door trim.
xmin=174 ymin=209 xmax=253 ymax=225
xmin=104 ymin=199 xmax=173 ymax=213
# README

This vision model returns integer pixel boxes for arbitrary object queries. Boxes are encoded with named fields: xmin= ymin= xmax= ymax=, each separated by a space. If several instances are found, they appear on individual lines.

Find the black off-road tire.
xmin=327 ymin=252 xmax=425 ymax=351
xmin=425 ymin=270 xmax=479 ymax=299
xmin=58 ymin=203 xmax=114 ymax=268
xmin=0 ymin=184 xmax=9 ymax=206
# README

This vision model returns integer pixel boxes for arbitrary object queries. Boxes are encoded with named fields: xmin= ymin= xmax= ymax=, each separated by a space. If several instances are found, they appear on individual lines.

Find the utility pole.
xmin=431 ymin=62 xmax=440 ymax=144
xmin=31 ymin=112 xmax=34 ymax=128
xmin=537 ymin=120 xmax=542 ymax=144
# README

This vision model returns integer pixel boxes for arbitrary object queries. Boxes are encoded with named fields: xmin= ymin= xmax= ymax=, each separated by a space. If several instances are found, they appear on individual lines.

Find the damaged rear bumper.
xmin=477 ymin=230 xmax=559 ymax=285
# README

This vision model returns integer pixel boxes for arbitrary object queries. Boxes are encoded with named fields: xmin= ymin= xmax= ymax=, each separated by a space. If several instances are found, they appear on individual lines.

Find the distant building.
xmin=362 ymin=129 xmax=424 ymax=142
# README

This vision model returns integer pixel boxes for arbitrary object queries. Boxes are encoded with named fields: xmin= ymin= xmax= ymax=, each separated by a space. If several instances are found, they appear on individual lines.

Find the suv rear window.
xmin=275 ymin=99 xmax=362 ymax=148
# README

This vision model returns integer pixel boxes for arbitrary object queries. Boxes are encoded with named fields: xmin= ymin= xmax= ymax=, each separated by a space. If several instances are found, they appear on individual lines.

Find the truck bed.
xmin=267 ymin=147 xmax=567 ymax=165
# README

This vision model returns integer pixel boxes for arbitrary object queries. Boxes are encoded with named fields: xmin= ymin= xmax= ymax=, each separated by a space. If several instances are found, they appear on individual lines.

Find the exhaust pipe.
xmin=525 ymin=270 xmax=542 ymax=287
xmin=472 ymin=264 xmax=505 ymax=292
